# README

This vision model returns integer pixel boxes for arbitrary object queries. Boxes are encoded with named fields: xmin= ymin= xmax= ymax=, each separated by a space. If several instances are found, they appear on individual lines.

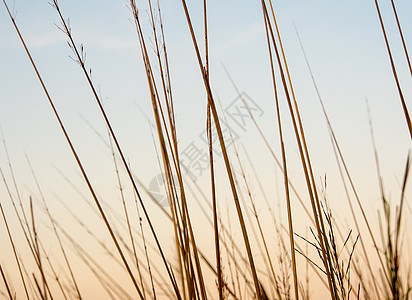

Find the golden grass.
xmin=1 ymin=0 xmax=411 ymax=299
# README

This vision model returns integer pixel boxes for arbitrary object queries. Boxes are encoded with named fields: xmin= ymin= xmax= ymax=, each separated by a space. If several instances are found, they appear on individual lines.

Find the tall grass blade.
xmin=389 ymin=0 xmax=412 ymax=78
xmin=0 ymin=264 xmax=15 ymax=300
xmin=372 ymin=0 xmax=412 ymax=139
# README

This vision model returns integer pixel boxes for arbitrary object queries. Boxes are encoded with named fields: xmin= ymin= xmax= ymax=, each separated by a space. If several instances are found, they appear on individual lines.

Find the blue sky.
xmin=1 ymin=0 xmax=412 ymax=298
xmin=1 ymin=0 xmax=409 ymax=205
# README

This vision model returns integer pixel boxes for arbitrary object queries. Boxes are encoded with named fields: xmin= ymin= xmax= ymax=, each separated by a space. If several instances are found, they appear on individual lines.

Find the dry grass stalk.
xmin=180 ymin=0 xmax=264 ymax=298
xmin=372 ymin=0 xmax=412 ymax=139
xmin=0 ymin=263 xmax=15 ymax=299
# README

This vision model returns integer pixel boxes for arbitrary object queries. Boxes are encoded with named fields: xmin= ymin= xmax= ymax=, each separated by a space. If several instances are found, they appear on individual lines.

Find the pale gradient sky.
xmin=1 ymin=0 xmax=412 ymax=299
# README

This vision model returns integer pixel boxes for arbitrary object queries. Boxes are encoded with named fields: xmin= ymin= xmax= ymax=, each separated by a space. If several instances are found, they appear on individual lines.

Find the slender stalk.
xmin=0 ymin=200 xmax=30 ymax=300
xmin=131 ymin=188 xmax=157 ymax=300
xmin=0 ymin=129 xmax=36 ymax=259
xmin=2 ymin=1 xmax=145 ymax=298
xmin=107 ymin=132 xmax=147 ymax=300
xmin=0 ymin=264 xmax=15 ymax=300
xmin=179 ymin=1 xmax=263 ymax=298
xmin=131 ymin=4 xmax=188 ymax=298
xmin=265 ymin=2 xmax=342 ymax=298
xmin=29 ymin=197 xmax=53 ymax=300
xmin=38 ymin=240 xmax=69 ymax=300
xmin=261 ymin=2 xmax=301 ymax=298
xmin=389 ymin=0 xmax=412 ymax=78
xmin=85 ymin=106 xmax=242 ymax=298
xmin=222 ymin=67 xmax=315 ymax=226
xmin=296 ymin=26 xmax=382 ymax=297
xmin=54 ymin=1 xmax=182 ymax=297
xmin=202 ymin=0 xmax=223 ymax=298
xmin=32 ymin=274 xmax=46 ymax=300
xmin=231 ymin=136 xmax=282 ymax=299
xmin=55 ymin=219 xmax=135 ymax=300
xmin=373 ymin=0 xmax=412 ymax=139
xmin=25 ymin=154 xmax=82 ymax=300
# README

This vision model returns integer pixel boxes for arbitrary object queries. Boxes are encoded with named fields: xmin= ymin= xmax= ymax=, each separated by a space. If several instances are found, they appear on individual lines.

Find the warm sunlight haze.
xmin=1 ymin=0 xmax=411 ymax=299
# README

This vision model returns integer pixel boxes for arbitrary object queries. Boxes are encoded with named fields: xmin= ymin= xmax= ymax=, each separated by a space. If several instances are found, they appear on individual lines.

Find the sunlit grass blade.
xmin=389 ymin=0 xmax=412 ymax=78
xmin=202 ymin=0 xmax=224 ymax=297
xmin=0 ymin=261 xmax=16 ymax=299
xmin=372 ymin=0 xmax=412 ymax=139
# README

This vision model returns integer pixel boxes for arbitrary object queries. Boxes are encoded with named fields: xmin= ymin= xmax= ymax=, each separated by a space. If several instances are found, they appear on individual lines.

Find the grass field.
xmin=0 ymin=0 xmax=411 ymax=299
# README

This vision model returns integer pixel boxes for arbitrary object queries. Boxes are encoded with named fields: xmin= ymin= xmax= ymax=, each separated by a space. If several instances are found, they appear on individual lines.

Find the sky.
xmin=1 ymin=0 xmax=412 ymax=299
